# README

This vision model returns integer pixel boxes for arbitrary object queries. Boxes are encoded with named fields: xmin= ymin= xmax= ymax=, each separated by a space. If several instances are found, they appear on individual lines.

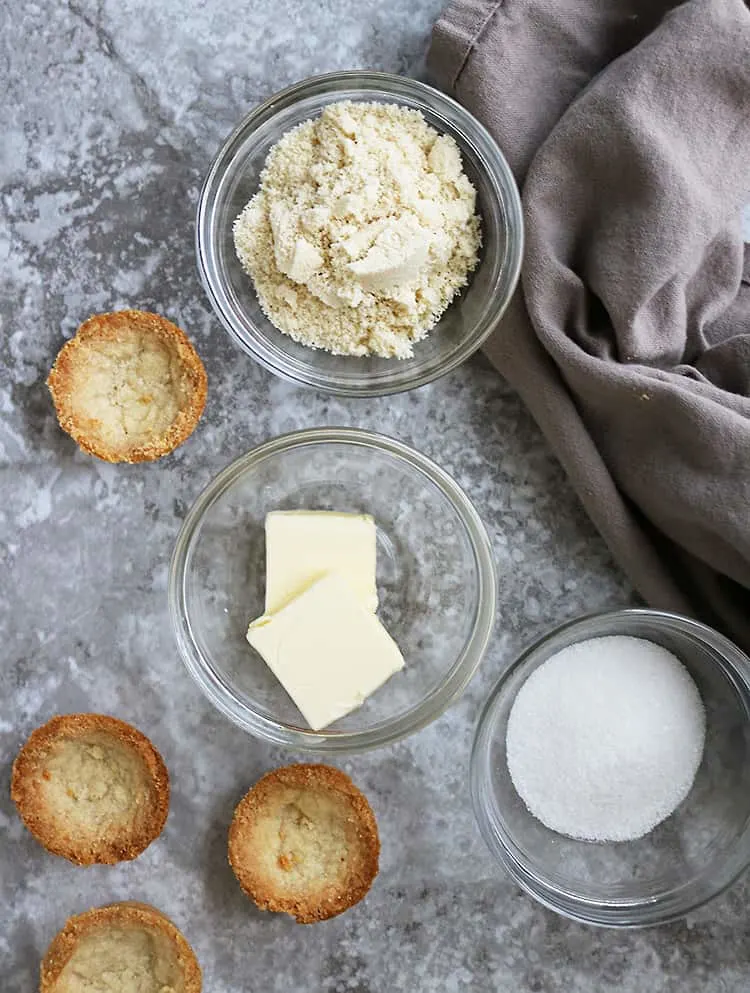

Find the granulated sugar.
xmin=506 ymin=636 xmax=706 ymax=842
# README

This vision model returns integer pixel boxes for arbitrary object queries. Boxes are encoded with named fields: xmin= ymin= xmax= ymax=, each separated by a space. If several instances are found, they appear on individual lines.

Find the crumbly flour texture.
xmin=233 ymin=101 xmax=481 ymax=358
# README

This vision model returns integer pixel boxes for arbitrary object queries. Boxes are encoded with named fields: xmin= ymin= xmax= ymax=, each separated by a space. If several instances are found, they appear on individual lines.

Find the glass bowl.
xmin=471 ymin=609 xmax=750 ymax=927
xmin=168 ymin=427 xmax=496 ymax=752
xmin=196 ymin=71 xmax=523 ymax=397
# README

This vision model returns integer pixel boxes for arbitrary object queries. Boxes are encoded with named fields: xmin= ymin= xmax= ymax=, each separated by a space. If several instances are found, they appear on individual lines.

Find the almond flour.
xmin=233 ymin=101 xmax=481 ymax=359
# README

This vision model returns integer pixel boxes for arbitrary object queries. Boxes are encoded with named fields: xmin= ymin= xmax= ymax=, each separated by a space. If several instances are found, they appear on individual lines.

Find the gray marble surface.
xmin=2 ymin=1 xmax=749 ymax=990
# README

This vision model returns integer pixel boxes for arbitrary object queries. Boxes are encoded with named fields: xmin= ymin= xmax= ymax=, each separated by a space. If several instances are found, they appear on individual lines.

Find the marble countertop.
xmin=2 ymin=1 xmax=749 ymax=990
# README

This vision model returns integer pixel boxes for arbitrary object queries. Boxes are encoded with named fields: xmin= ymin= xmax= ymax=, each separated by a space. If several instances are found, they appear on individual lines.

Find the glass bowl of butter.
xmin=168 ymin=427 xmax=497 ymax=752
xmin=196 ymin=70 xmax=523 ymax=397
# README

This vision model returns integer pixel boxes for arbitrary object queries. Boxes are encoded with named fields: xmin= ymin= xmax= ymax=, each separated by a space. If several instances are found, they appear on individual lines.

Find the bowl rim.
xmin=195 ymin=69 xmax=524 ymax=397
xmin=470 ymin=607 xmax=750 ymax=927
xmin=168 ymin=426 xmax=498 ymax=753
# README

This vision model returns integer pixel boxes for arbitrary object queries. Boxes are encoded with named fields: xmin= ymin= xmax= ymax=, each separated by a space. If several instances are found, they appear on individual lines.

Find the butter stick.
xmin=264 ymin=510 xmax=378 ymax=614
xmin=247 ymin=573 xmax=404 ymax=731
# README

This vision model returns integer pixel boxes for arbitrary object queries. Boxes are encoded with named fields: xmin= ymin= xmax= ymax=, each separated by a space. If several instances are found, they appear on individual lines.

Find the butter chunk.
xmin=264 ymin=510 xmax=378 ymax=614
xmin=247 ymin=573 xmax=404 ymax=731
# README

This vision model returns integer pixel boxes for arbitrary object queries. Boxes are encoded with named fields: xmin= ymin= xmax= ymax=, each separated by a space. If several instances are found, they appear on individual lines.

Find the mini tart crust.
xmin=11 ymin=714 xmax=170 ymax=866
xmin=228 ymin=763 xmax=380 ymax=924
xmin=40 ymin=902 xmax=202 ymax=993
xmin=47 ymin=310 xmax=207 ymax=463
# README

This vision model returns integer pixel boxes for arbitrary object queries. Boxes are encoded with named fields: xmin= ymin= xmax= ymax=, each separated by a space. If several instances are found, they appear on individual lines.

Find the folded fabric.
xmin=428 ymin=0 xmax=750 ymax=651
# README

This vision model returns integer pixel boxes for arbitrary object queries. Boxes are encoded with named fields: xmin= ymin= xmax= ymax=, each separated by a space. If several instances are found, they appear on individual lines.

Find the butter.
xmin=247 ymin=573 xmax=404 ymax=730
xmin=264 ymin=510 xmax=378 ymax=614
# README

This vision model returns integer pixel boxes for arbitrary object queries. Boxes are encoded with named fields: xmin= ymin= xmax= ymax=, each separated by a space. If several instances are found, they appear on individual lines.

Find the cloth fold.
xmin=428 ymin=0 xmax=750 ymax=650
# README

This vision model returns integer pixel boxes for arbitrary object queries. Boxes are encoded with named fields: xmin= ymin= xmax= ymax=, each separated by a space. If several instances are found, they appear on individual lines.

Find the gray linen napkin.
xmin=428 ymin=0 xmax=750 ymax=650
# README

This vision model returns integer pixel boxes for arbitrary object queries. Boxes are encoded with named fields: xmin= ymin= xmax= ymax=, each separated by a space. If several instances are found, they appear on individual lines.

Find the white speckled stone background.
xmin=3 ymin=1 xmax=750 ymax=990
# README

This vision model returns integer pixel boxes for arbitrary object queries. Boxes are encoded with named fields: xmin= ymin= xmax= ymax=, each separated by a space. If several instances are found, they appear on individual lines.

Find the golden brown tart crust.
xmin=47 ymin=309 xmax=207 ymax=463
xmin=11 ymin=713 xmax=170 ymax=865
xmin=40 ymin=902 xmax=201 ymax=993
xmin=228 ymin=763 xmax=380 ymax=924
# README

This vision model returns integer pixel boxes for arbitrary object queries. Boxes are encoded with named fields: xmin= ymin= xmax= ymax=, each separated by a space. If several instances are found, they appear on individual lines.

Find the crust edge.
xmin=39 ymin=902 xmax=202 ymax=993
xmin=228 ymin=763 xmax=380 ymax=924
xmin=11 ymin=713 xmax=170 ymax=866
xmin=46 ymin=310 xmax=207 ymax=464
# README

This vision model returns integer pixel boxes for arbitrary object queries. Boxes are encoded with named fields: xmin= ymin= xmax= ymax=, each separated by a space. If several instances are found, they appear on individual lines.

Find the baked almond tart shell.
xmin=11 ymin=713 xmax=169 ymax=866
xmin=47 ymin=309 xmax=207 ymax=463
xmin=40 ymin=902 xmax=201 ymax=993
xmin=228 ymin=763 xmax=380 ymax=924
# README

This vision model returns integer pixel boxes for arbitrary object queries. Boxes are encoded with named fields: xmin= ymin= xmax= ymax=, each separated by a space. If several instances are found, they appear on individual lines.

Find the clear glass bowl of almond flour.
xmin=168 ymin=428 xmax=496 ymax=752
xmin=196 ymin=71 xmax=523 ymax=397
xmin=471 ymin=610 xmax=750 ymax=927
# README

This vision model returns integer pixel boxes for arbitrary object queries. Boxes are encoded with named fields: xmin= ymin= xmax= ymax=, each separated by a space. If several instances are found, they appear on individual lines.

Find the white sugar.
xmin=506 ymin=636 xmax=706 ymax=842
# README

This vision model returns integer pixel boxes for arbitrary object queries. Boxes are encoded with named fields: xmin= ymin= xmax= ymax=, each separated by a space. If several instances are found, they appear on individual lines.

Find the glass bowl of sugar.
xmin=471 ymin=609 xmax=750 ymax=927
xmin=169 ymin=427 xmax=496 ymax=753
xmin=196 ymin=70 xmax=523 ymax=397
